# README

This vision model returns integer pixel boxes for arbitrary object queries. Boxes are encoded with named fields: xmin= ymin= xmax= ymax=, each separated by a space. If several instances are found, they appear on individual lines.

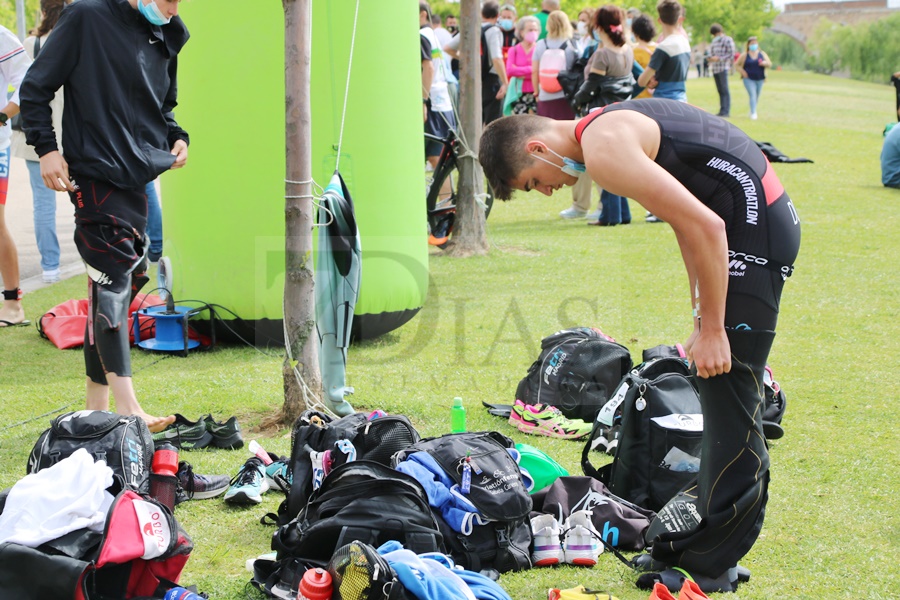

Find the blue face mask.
xmin=749 ymin=43 xmax=759 ymax=51
xmin=592 ymin=30 xmax=600 ymax=42
xmin=531 ymin=147 xmax=586 ymax=178
xmin=137 ymin=0 xmax=171 ymax=26
xmin=499 ymin=19 xmax=514 ymax=31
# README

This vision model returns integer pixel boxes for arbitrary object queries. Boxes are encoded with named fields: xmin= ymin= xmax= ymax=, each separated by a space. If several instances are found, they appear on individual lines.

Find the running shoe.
xmin=562 ymin=510 xmax=602 ymax=566
xmin=152 ymin=414 xmax=214 ymax=450
xmin=203 ymin=414 xmax=244 ymax=449
xmin=264 ymin=457 xmax=292 ymax=493
xmin=530 ymin=513 xmax=563 ymax=567
xmin=559 ymin=207 xmax=587 ymax=219
xmin=509 ymin=400 xmax=592 ymax=440
xmin=224 ymin=456 xmax=269 ymax=505
xmin=175 ymin=460 xmax=230 ymax=502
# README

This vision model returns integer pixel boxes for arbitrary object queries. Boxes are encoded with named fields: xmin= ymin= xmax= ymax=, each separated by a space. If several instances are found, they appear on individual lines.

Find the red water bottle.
xmin=297 ymin=568 xmax=332 ymax=600
xmin=150 ymin=442 xmax=179 ymax=511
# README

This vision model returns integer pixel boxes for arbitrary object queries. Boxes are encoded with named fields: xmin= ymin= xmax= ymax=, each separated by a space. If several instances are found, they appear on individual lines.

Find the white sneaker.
xmin=585 ymin=210 xmax=602 ymax=221
xmin=42 ymin=269 xmax=61 ymax=283
xmin=530 ymin=513 xmax=563 ymax=566
xmin=750 ymin=112 xmax=758 ymax=120
xmin=562 ymin=510 xmax=602 ymax=566
xmin=559 ymin=207 xmax=588 ymax=219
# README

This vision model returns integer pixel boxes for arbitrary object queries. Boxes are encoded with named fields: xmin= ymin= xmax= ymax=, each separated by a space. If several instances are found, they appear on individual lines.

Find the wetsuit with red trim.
xmin=578 ymin=99 xmax=801 ymax=583
xmin=576 ymin=99 xmax=800 ymax=331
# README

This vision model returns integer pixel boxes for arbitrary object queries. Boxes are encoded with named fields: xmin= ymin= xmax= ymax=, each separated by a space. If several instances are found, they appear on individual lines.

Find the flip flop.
xmin=481 ymin=400 xmax=513 ymax=419
xmin=0 ymin=319 xmax=31 ymax=328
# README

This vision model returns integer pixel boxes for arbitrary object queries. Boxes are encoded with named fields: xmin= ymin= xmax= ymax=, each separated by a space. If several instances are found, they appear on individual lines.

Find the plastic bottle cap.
xmin=299 ymin=568 xmax=333 ymax=600
xmin=453 ymin=397 xmax=463 ymax=407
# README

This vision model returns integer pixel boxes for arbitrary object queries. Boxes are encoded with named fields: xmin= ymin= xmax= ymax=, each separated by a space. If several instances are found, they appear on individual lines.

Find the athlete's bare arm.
xmin=579 ymin=111 xmax=731 ymax=378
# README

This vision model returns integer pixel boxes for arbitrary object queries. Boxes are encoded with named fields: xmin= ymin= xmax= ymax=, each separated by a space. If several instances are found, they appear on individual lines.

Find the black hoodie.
xmin=20 ymin=0 xmax=190 ymax=190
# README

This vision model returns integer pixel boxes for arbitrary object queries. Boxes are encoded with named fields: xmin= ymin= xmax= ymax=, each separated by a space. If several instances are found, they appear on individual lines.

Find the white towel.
xmin=0 ymin=448 xmax=115 ymax=547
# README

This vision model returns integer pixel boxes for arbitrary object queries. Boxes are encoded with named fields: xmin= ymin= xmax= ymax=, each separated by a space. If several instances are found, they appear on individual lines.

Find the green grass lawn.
xmin=1 ymin=70 xmax=899 ymax=599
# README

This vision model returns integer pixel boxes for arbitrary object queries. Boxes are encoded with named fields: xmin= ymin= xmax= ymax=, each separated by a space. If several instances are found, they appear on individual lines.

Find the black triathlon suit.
xmin=576 ymin=99 xmax=801 ymax=331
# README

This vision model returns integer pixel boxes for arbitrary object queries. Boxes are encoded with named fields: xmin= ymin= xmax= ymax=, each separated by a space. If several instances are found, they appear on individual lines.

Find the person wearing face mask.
xmin=574 ymin=8 xmax=595 ymax=55
xmin=504 ymin=16 xmax=541 ymax=116
xmin=498 ymin=4 xmax=518 ymax=61
xmin=480 ymin=98 xmax=800 ymax=594
xmin=20 ymin=0 xmax=189 ymax=433
xmin=735 ymin=36 xmax=772 ymax=121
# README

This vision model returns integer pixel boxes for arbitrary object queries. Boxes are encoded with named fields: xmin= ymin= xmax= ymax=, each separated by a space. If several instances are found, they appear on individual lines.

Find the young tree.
xmin=281 ymin=0 xmax=322 ymax=424
xmin=445 ymin=0 xmax=489 ymax=257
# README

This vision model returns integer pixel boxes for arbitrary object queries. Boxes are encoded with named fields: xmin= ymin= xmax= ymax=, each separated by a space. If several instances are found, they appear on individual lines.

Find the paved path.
xmin=4 ymin=155 xmax=84 ymax=294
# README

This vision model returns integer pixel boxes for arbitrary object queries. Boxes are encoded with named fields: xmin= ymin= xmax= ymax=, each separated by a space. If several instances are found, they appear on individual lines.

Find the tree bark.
xmin=445 ymin=0 xmax=489 ymax=257
xmin=281 ymin=0 xmax=321 ymax=425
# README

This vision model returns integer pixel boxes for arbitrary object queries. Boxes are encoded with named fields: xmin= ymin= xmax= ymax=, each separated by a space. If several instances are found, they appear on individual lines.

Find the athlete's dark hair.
xmin=482 ymin=0 xmax=500 ymax=20
xmin=594 ymin=5 xmax=626 ymax=47
xmin=656 ymin=0 xmax=683 ymax=26
xmin=419 ymin=1 xmax=431 ymax=21
xmin=32 ymin=0 xmax=70 ymax=38
xmin=631 ymin=14 xmax=656 ymax=43
xmin=710 ymin=23 xmax=723 ymax=36
xmin=479 ymin=115 xmax=549 ymax=201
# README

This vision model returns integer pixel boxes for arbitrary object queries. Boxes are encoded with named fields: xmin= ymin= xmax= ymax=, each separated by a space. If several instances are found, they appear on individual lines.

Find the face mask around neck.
xmin=531 ymin=146 xmax=585 ymax=178
xmin=137 ymin=0 xmax=171 ymax=26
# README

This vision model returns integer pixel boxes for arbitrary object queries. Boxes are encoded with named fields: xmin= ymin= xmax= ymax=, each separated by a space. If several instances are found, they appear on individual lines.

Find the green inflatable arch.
xmin=161 ymin=1 xmax=428 ymax=342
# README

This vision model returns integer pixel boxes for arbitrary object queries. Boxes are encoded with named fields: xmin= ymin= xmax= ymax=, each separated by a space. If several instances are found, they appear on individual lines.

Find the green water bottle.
xmin=450 ymin=397 xmax=466 ymax=433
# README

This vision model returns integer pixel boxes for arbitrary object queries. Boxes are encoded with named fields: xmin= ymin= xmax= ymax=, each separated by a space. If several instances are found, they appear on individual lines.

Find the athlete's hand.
xmin=40 ymin=150 xmax=75 ymax=192
xmin=170 ymin=139 xmax=188 ymax=169
xmin=684 ymin=320 xmax=700 ymax=357
xmin=496 ymin=83 xmax=507 ymax=100
xmin=688 ymin=328 xmax=731 ymax=379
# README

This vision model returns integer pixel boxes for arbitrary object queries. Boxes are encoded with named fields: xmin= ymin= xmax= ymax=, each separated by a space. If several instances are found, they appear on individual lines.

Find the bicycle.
xmin=425 ymin=129 xmax=494 ymax=248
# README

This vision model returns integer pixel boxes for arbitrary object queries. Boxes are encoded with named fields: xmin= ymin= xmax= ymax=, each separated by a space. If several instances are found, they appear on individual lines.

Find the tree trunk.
xmin=445 ymin=0 xmax=489 ymax=258
xmin=281 ymin=0 xmax=321 ymax=426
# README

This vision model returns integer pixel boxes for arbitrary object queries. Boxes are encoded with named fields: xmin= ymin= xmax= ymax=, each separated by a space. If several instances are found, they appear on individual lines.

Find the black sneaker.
xmin=152 ymin=414 xmax=214 ymax=450
xmin=175 ymin=460 xmax=231 ymax=502
xmin=204 ymin=414 xmax=244 ymax=449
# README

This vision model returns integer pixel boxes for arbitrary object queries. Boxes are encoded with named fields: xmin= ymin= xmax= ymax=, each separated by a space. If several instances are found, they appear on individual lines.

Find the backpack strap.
xmin=34 ymin=35 xmax=42 ymax=57
xmin=336 ymin=525 xmax=377 ymax=550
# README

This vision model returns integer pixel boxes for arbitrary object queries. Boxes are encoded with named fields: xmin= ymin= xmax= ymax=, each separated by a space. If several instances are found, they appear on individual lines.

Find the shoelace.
xmin=231 ymin=458 xmax=264 ymax=487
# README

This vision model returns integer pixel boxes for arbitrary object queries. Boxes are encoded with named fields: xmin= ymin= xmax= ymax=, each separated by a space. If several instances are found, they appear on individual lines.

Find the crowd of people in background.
xmin=415 ymin=0 xmax=822 ymax=223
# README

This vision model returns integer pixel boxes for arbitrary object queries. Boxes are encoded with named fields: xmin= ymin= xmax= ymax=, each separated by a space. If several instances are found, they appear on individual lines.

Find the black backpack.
xmin=582 ymin=352 xmax=702 ymax=512
xmin=27 ymin=410 xmax=154 ymax=495
xmin=276 ymin=410 xmax=420 ymax=525
xmin=392 ymin=431 xmax=533 ymax=574
xmin=516 ymin=327 xmax=633 ymax=422
xmin=271 ymin=461 xmax=443 ymax=564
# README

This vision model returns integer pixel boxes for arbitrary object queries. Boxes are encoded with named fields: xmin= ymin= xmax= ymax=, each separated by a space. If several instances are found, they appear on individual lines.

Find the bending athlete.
xmin=479 ymin=98 xmax=801 ymax=592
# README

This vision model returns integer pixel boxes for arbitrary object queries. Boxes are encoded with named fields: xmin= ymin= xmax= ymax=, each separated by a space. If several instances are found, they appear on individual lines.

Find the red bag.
xmin=37 ymin=294 xmax=207 ymax=350
xmin=0 ymin=487 xmax=193 ymax=599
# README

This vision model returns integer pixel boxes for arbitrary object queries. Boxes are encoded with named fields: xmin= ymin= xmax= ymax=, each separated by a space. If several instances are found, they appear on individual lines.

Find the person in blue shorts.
xmin=479 ymin=99 xmax=801 ymax=593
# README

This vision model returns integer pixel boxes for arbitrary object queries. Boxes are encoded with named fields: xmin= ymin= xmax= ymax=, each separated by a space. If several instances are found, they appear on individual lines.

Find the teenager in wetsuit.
xmin=479 ymin=98 xmax=800 ymax=593
xmin=21 ymin=0 xmax=189 ymax=433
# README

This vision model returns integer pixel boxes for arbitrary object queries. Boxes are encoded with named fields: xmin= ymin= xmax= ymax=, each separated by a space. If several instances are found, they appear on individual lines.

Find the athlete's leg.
xmin=0 ymin=148 xmax=22 ymax=324
xmin=648 ymin=189 xmax=800 ymax=579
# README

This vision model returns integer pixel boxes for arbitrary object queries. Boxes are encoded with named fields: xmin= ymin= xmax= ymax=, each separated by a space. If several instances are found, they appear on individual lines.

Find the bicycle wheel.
xmin=426 ymin=156 xmax=495 ymax=247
